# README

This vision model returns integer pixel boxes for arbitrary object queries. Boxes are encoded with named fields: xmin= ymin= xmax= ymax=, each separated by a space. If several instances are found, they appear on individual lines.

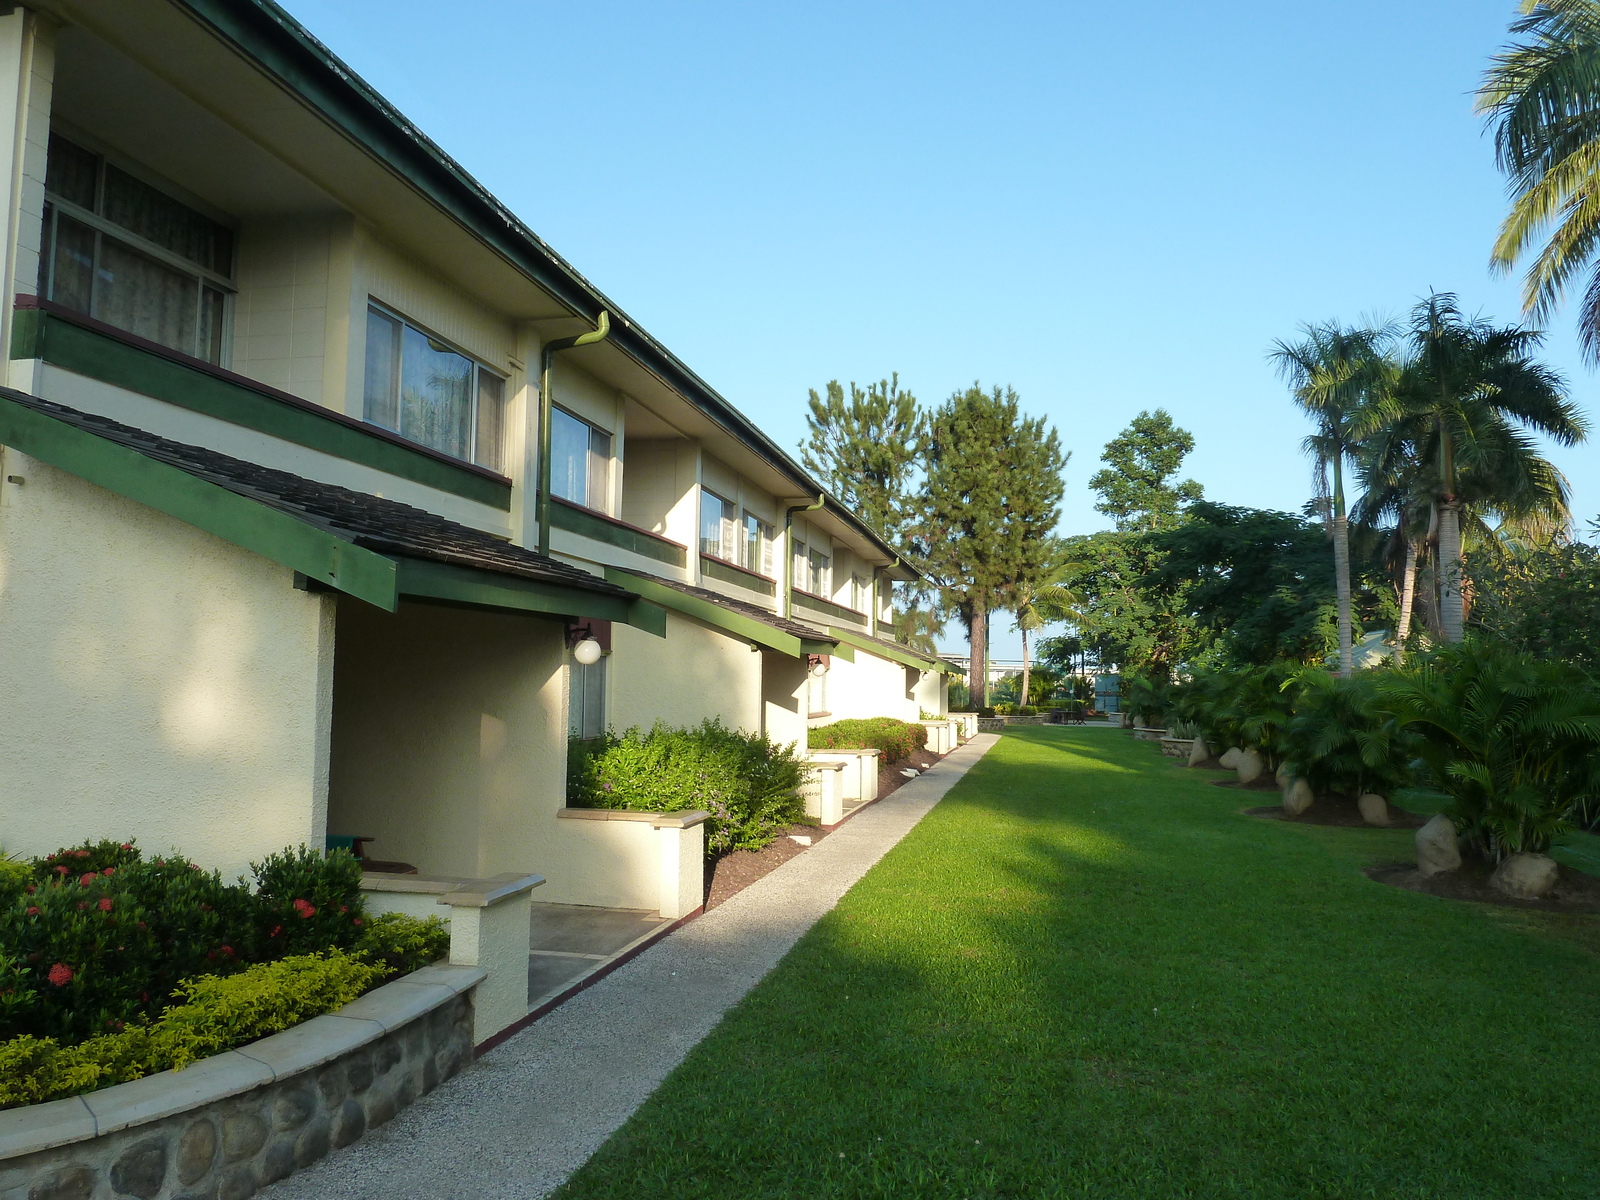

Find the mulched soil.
xmin=1366 ymin=858 xmax=1600 ymax=914
xmin=1210 ymin=777 xmax=1284 ymax=793
xmin=701 ymin=745 xmax=951 ymax=912
xmin=1243 ymin=793 xmax=1429 ymax=830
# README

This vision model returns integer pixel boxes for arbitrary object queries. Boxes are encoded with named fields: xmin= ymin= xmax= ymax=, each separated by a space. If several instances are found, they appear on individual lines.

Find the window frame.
xmin=568 ymin=654 xmax=608 ymax=741
xmin=363 ymin=300 xmax=509 ymax=474
xmin=40 ymin=131 xmax=237 ymax=366
xmin=700 ymin=487 xmax=737 ymax=562
xmin=742 ymin=511 xmax=775 ymax=578
xmin=549 ymin=404 xmax=613 ymax=513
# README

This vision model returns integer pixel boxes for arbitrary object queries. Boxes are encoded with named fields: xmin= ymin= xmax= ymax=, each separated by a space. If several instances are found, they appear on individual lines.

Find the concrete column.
xmin=441 ymin=872 xmax=544 ymax=1044
xmin=804 ymin=761 xmax=846 ymax=825
xmin=650 ymin=810 xmax=708 ymax=919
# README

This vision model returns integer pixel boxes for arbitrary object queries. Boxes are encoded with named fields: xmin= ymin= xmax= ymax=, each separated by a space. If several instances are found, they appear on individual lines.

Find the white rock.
xmin=1490 ymin=852 xmax=1559 ymax=900
xmin=1357 ymin=793 xmax=1389 ymax=827
xmin=900 ymin=768 xmax=919 ymax=778
xmin=1282 ymin=777 xmax=1314 ymax=816
xmin=788 ymin=835 xmax=812 ymax=846
xmin=1235 ymin=749 xmax=1265 ymax=785
xmin=1416 ymin=814 xmax=1461 ymax=876
xmin=1275 ymin=761 xmax=1292 ymax=788
xmin=1187 ymin=738 xmax=1210 ymax=768
xmin=1219 ymin=747 xmax=1242 ymax=770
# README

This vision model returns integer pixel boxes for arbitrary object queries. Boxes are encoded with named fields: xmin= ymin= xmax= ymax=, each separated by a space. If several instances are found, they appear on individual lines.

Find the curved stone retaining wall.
xmin=0 ymin=962 xmax=483 ymax=1199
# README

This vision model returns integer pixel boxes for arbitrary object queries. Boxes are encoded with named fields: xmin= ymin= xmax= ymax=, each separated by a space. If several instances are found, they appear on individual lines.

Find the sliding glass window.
xmin=550 ymin=407 xmax=612 ymax=511
xmin=363 ymin=304 xmax=506 ymax=472
xmin=38 ymin=133 xmax=234 ymax=364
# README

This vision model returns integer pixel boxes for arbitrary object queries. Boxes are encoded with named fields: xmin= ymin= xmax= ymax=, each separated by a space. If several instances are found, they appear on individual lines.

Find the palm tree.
xmin=1271 ymin=322 xmax=1395 ymax=678
xmin=1478 ymin=1 xmax=1600 ymax=361
xmin=1358 ymin=294 xmax=1586 ymax=642
xmin=1013 ymin=579 xmax=1082 ymax=710
xmin=1352 ymin=424 xmax=1433 ymax=663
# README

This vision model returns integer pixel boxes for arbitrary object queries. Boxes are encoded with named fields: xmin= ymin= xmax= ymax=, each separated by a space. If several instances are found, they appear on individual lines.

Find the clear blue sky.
xmin=285 ymin=0 xmax=1597 ymax=658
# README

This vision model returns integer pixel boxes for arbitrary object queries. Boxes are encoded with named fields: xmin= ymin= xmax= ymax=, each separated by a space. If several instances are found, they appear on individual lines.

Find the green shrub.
xmin=571 ymin=720 xmax=807 ymax=855
xmin=252 ymin=845 xmax=366 ymax=959
xmin=1279 ymin=669 xmax=1417 ymax=798
xmin=0 ymin=951 xmax=384 ymax=1109
xmin=1379 ymin=643 xmax=1600 ymax=857
xmin=356 ymin=912 xmax=450 ymax=975
xmin=808 ymin=717 xmax=929 ymax=762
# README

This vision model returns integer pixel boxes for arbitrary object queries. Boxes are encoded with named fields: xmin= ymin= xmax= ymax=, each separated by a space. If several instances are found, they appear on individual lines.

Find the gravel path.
xmin=266 ymin=733 xmax=999 ymax=1200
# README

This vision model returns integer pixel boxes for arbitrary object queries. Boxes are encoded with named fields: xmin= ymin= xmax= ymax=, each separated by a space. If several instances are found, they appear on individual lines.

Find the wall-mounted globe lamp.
xmin=807 ymin=654 xmax=830 ymax=678
xmin=572 ymin=636 xmax=603 ymax=666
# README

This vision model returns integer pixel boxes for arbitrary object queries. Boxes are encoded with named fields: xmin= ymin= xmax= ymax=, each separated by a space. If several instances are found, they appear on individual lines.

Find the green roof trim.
xmin=603 ymin=566 xmax=844 ymax=659
xmin=395 ymin=558 xmax=666 ymax=635
xmin=551 ymin=499 xmax=686 ymax=567
xmin=12 ymin=304 xmax=513 ymax=511
xmin=0 ymin=391 xmax=399 ymax=608
xmin=827 ymin=626 xmax=948 ymax=674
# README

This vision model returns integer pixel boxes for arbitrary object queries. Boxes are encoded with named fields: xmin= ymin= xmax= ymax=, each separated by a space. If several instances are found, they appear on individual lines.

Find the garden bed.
xmin=1244 ymin=795 xmax=1429 ymax=829
xmin=1366 ymin=859 xmax=1600 ymax=913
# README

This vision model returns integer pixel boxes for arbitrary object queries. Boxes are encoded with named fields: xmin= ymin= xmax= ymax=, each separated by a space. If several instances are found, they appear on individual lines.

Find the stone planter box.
xmin=976 ymin=717 xmax=1006 ymax=733
xmin=0 ymin=962 xmax=482 ymax=1199
xmin=1132 ymin=726 xmax=1167 ymax=742
xmin=1158 ymin=737 xmax=1193 ymax=758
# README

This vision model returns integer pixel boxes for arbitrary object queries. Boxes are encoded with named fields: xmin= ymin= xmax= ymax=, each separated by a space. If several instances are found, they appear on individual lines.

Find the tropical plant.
xmin=1378 ymin=642 xmax=1600 ymax=857
xmin=1271 ymin=321 xmax=1396 ymax=677
xmin=1279 ymin=669 xmax=1417 ymax=798
xmin=808 ymin=717 xmax=929 ymax=763
xmin=1012 ymin=573 xmax=1081 ymax=716
xmin=1356 ymin=293 xmax=1586 ymax=642
xmin=1469 ymin=519 xmax=1600 ymax=672
xmin=1479 ymin=0 xmax=1600 ymax=362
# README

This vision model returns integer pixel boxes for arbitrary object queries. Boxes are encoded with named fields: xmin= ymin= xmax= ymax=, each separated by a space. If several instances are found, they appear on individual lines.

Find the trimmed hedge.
xmin=0 ymin=951 xmax=384 ymax=1109
xmin=569 ymin=719 xmax=808 ymax=855
xmin=808 ymin=718 xmax=929 ymax=763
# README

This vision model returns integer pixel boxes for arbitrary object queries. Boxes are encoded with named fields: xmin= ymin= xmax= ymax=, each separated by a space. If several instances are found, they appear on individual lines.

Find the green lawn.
xmin=554 ymin=728 xmax=1600 ymax=1199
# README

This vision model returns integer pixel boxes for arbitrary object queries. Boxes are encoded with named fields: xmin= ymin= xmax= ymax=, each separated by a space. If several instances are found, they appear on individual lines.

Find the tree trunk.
xmin=970 ymin=599 xmax=988 ymax=708
xmin=1019 ymin=625 xmax=1031 ymax=712
xmin=1333 ymin=508 xmax=1353 ymax=679
xmin=1438 ymin=499 xmax=1464 ymax=643
xmin=1393 ymin=539 xmax=1418 ymax=665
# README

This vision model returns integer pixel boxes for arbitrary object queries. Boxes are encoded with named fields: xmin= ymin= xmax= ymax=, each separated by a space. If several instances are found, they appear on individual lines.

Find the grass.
xmin=554 ymin=728 xmax=1600 ymax=1199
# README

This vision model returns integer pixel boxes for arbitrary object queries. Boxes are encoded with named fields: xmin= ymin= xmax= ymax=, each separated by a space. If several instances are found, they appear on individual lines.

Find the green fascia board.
xmin=804 ymin=638 xmax=853 ymax=663
xmin=828 ymin=627 xmax=940 ymax=674
xmin=793 ymin=590 xmax=870 ymax=627
xmin=13 ymin=307 xmax=512 ymax=511
xmin=395 ymin=558 xmax=666 ymax=636
xmin=604 ymin=566 xmax=833 ymax=658
xmin=551 ymin=500 xmax=686 ymax=567
xmin=0 ymin=392 xmax=398 ymax=608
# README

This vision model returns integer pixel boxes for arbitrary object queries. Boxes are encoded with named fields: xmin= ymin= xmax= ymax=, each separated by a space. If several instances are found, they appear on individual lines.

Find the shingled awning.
xmin=0 ymin=390 xmax=665 ymax=634
xmin=602 ymin=566 xmax=848 ymax=660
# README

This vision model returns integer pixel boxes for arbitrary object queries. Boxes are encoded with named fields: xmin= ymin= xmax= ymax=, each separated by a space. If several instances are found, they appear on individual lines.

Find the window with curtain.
xmin=569 ymin=657 xmax=607 ymax=741
xmin=807 ymin=547 xmax=832 ymax=596
xmin=743 ymin=512 xmax=774 ymax=576
xmin=363 ymin=304 xmax=506 ymax=471
xmin=39 ymin=133 xmax=234 ymax=364
xmin=550 ymin=407 xmax=612 ymax=511
xmin=700 ymin=488 xmax=736 ymax=560
xmin=851 ymin=573 xmax=870 ymax=613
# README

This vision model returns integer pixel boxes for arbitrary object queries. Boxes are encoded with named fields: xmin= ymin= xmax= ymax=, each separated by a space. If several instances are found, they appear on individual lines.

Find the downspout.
xmin=783 ymin=494 xmax=825 ymax=619
xmin=537 ymin=311 xmax=610 ymax=557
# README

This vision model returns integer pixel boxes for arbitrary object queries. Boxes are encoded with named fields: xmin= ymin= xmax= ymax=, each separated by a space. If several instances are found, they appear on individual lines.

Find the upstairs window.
xmin=851 ymin=573 xmax=871 ymax=613
xmin=743 ymin=512 xmax=774 ymax=576
xmin=39 ymin=133 xmax=235 ymax=364
xmin=700 ymin=488 xmax=736 ymax=560
xmin=550 ymin=407 xmax=611 ymax=511
xmin=793 ymin=534 xmax=832 ymax=595
xmin=364 ymin=304 xmax=505 ymax=472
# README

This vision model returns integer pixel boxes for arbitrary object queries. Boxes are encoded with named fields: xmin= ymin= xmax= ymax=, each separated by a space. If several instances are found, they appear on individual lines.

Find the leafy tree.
xmin=1470 ymin=520 xmax=1600 ymax=673
xmin=1478 ymin=0 xmax=1600 ymax=361
xmin=1357 ymin=293 xmax=1586 ymax=642
xmin=1272 ymin=322 xmax=1395 ymax=677
xmin=799 ymin=374 xmax=924 ymax=543
xmin=1087 ymin=409 xmax=1202 ymax=532
xmin=908 ymin=384 xmax=1067 ymax=707
xmin=1149 ymin=502 xmax=1392 ymax=667
xmin=1054 ymin=530 xmax=1204 ymax=683
xmin=1012 ymin=571 xmax=1081 ymax=718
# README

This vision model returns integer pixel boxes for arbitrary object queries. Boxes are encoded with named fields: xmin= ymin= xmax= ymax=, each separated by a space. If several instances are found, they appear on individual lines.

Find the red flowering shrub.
xmin=250 ymin=846 xmax=364 ymax=959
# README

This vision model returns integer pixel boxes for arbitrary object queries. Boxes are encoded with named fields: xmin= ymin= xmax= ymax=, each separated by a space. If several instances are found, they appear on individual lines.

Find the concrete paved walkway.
xmin=268 ymin=733 xmax=998 ymax=1200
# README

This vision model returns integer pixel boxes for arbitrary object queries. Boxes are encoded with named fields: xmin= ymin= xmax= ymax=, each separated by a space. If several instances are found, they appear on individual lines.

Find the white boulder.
xmin=1235 ymin=749 xmax=1265 ymax=785
xmin=1490 ymin=852 xmax=1559 ymax=900
xmin=1219 ymin=747 xmax=1242 ymax=770
xmin=1275 ymin=761 xmax=1292 ymax=788
xmin=1187 ymin=738 xmax=1210 ymax=768
xmin=1357 ymin=793 xmax=1389 ymax=827
xmin=1416 ymin=814 xmax=1461 ymax=876
xmin=1282 ymin=777 xmax=1314 ymax=817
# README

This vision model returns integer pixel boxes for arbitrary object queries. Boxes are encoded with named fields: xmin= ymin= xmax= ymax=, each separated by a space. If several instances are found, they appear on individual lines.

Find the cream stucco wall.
xmin=761 ymin=649 xmax=808 ymax=752
xmin=325 ymin=599 xmax=566 ymax=881
xmin=231 ymin=215 xmax=340 ymax=405
xmin=538 ymin=817 xmax=660 ymax=910
xmin=607 ymin=610 xmax=763 ymax=735
xmin=0 ymin=454 xmax=336 ymax=880
xmin=824 ymin=650 xmax=918 ymax=723
xmin=619 ymin=438 xmax=699 ymax=551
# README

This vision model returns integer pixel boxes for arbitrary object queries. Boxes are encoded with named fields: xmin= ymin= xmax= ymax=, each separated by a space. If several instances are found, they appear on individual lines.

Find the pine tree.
xmin=908 ymin=384 xmax=1068 ymax=707
xmin=799 ymin=374 xmax=924 ymax=543
xmin=1087 ymin=410 xmax=1202 ymax=532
